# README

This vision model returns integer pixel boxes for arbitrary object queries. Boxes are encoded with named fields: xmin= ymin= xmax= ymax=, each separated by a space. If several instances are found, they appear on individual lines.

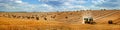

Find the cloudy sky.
xmin=0 ymin=0 xmax=120 ymax=12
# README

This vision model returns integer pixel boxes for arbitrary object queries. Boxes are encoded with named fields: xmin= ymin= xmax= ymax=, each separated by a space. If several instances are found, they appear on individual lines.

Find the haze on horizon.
xmin=0 ymin=0 xmax=120 ymax=12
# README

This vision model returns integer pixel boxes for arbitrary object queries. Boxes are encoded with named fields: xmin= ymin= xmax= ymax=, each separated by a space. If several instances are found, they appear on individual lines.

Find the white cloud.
xmin=90 ymin=0 xmax=118 ymax=9
xmin=15 ymin=0 xmax=23 ymax=3
xmin=63 ymin=2 xmax=71 ymax=6
xmin=75 ymin=0 xmax=86 ymax=4
xmin=67 ymin=0 xmax=75 ymax=2
xmin=38 ymin=0 xmax=63 ymax=2
xmin=92 ymin=0 xmax=106 ymax=5
xmin=1 ymin=0 xmax=120 ymax=12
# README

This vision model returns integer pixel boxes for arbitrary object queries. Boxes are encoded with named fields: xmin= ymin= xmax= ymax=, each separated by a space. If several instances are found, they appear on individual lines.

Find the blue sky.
xmin=0 ymin=0 xmax=120 ymax=12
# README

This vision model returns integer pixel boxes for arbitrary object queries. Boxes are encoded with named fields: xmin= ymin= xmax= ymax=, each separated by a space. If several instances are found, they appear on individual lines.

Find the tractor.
xmin=83 ymin=17 xmax=96 ymax=24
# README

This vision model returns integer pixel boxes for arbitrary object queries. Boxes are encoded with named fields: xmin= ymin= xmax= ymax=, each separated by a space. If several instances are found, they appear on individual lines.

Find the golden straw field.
xmin=0 ymin=10 xmax=120 ymax=30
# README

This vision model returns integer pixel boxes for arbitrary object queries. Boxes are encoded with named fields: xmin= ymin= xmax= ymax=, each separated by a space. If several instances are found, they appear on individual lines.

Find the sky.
xmin=0 ymin=0 xmax=120 ymax=12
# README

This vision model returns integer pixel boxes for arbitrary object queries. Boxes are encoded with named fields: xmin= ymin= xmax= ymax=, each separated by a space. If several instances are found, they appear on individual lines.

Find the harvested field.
xmin=0 ymin=10 xmax=120 ymax=30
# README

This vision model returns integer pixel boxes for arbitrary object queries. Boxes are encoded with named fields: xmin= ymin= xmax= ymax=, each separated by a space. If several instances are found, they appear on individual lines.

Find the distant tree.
xmin=101 ymin=9 xmax=106 ymax=11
